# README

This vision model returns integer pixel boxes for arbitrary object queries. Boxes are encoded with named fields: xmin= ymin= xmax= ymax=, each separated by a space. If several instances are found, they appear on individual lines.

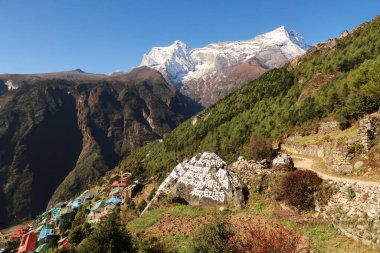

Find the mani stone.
xmin=142 ymin=152 xmax=244 ymax=214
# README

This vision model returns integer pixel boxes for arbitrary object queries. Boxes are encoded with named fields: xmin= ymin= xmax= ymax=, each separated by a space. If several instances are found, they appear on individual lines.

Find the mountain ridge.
xmin=0 ymin=67 xmax=202 ymax=228
xmin=140 ymin=26 xmax=310 ymax=106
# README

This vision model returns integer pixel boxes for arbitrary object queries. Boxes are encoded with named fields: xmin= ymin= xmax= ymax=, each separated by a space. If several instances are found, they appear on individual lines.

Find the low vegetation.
xmin=276 ymin=170 xmax=323 ymax=210
xmin=76 ymin=209 xmax=134 ymax=253
xmin=247 ymin=136 xmax=274 ymax=161
xmin=230 ymin=221 xmax=302 ymax=253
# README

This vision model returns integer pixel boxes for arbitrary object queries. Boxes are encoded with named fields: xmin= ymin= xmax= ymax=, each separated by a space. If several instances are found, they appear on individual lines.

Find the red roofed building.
xmin=121 ymin=172 xmax=132 ymax=182
xmin=111 ymin=181 xmax=126 ymax=187
xmin=58 ymin=237 xmax=71 ymax=250
xmin=18 ymin=232 xmax=37 ymax=253
xmin=9 ymin=227 xmax=29 ymax=240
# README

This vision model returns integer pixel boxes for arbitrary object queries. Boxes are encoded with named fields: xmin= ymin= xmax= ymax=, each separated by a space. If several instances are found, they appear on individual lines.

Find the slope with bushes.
xmin=118 ymin=16 xmax=380 ymax=182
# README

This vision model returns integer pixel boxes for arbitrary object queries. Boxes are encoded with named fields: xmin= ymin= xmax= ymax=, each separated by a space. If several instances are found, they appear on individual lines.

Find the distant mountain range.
xmin=140 ymin=26 xmax=309 ymax=106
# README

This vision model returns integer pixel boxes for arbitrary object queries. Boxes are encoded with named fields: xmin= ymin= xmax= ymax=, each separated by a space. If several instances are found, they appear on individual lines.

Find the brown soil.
xmin=299 ymin=73 xmax=335 ymax=100
xmin=149 ymin=213 xmax=213 ymax=236
xmin=273 ymin=204 xmax=309 ymax=224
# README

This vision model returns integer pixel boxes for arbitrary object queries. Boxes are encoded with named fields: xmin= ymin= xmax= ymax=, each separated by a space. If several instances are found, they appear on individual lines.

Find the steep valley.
xmin=0 ymin=67 xmax=202 ymax=227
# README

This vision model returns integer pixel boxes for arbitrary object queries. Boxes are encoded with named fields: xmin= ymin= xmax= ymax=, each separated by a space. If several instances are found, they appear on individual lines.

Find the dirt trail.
xmin=291 ymin=154 xmax=380 ymax=187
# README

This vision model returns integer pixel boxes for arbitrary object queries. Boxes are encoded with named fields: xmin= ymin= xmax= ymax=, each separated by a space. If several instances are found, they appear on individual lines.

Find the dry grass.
xmin=292 ymin=124 xmax=359 ymax=146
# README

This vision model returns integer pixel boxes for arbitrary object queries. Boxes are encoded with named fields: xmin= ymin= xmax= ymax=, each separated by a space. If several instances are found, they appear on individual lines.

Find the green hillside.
xmin=120 ymin=16 xmax=380 ymax=181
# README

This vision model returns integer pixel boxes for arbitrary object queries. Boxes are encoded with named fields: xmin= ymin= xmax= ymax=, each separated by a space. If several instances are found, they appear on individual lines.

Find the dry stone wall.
xmin=318 ymin=181 xmax=380 ymax=249
xmin=283 ymin=140 xmax=356 ymax=174
xmin=359 ymin=112 xmax=380 ymax=152
xmin=318 ymin=120 xmax=339 ymax=134
xmin=229 ymin=157 xmax=271 ymax=184
xmin=284 ymin=113 xmax=380 ymax=174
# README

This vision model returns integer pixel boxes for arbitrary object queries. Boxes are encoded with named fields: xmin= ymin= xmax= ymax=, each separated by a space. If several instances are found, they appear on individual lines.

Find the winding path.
xmin=291 ymin=154 xmax=380 ymax=187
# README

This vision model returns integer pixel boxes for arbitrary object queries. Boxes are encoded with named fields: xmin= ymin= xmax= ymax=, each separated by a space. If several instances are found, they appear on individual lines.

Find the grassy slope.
xmin=117 ymin=16 xmax=380 ymax=182
xmin=127 ymin=193 xmax=378 ymax=253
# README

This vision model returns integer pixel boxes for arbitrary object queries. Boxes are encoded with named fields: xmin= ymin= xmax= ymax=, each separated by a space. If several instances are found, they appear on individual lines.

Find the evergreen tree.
xmin=77 ymin=209 xmax=135 ymax=253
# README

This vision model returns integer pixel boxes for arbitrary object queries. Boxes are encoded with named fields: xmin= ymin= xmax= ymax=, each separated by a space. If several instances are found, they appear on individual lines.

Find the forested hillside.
xmin=120 ymin=16 xmax=380 ymax=182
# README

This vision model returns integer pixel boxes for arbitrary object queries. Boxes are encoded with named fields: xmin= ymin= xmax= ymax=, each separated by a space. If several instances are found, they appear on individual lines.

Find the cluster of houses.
xmin=0 ymin=172 xmax=142 ymax=253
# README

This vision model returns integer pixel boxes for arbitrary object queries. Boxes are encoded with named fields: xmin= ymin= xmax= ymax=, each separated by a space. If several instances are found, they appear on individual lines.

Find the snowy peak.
xmin=140 ymin=27 xmax=309 ymax=93
xmin=280 ymin=26 xmax=309 ymax=51
xmin=254 ymin=26 xmax=310 ymax=51
xmin=141 ymin=40 xmax=194 ymax=82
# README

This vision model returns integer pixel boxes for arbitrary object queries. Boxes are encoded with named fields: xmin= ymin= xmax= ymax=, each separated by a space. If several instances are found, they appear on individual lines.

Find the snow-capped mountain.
xmin=141 ymin=26 xmax=309 ymax=106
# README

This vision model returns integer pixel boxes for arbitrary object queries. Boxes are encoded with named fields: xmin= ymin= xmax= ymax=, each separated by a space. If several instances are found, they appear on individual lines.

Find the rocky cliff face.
xmin=0 ymin=67 xmax=201 ymax=227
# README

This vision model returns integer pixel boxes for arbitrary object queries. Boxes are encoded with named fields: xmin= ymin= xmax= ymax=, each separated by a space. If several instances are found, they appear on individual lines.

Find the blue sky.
xmin=0 ymin=0 xmax=379 ymax=74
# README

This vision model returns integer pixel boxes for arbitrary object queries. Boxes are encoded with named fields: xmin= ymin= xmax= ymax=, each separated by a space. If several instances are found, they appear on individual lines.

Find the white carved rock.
xmin=142 ymin=152 xmax=244 ymax=214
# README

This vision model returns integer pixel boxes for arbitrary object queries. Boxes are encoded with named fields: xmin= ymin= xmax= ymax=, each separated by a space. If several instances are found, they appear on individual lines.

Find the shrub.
xmin=190 ymin=219 xmax=235 ymax=253
xmin=137 ymin=200 xmax=147 ymax=212
xmin=68 ymin=225 xmax=86 ymax=245
xmin=77 ymin=209 xmax=135 ymax=253
xmin=125 ymin=198 xmax=136 ymax=209
xmin=347 ymin=188 xmax=356 ymax=199
xmin=147 ymin=188 xmax=156 ymax=201
xmin=276 ymin=170 xmax=323 ymax=210
xmin=5 ymin=240 xmax=19 ymax=251
xmin=230 ymin=221 xmax=304 ymax=253
xmin=248 ymin=136 xmax=273 ymax=161
xmin=352 ymin=141 xmax=364 ymax=155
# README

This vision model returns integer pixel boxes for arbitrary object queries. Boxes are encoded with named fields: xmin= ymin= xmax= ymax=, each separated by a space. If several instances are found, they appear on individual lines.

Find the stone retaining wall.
xmin=282 ymin=141 xmax=355 ymax=174
xmin=318 ymin=181 xmax=380 ymax=249
xmin=359 ymin=112 xmax=380 ymax=152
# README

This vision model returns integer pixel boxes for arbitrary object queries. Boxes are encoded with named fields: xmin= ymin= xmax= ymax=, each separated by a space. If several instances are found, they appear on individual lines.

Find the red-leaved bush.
xmin=248 ymin=136 xmax=273 ymax=161
xmin=229 ymin=222 xmax=303 ymax=253
xmin=276 ymin=169 xmax=322 ymax=210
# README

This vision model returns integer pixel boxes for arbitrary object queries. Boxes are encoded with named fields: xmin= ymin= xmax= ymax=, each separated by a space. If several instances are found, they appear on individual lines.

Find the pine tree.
xmin=77 ymin=209 xmax=135 ymax=253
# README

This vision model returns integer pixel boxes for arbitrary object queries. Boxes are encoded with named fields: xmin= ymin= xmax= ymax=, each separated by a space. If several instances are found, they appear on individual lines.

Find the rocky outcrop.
xmin=142 ymin=152 xmax=244 ymax=214
xmin=272 ymin=152 xmax=294 ymax=169
xmin=180 ymin=59 xmax=268 ymax=106
xmin=339 ymin=30 xmax=350 ymax=39
xmin=318 ymin=181 xmax=380 ymax=249
xmin=359 ymin=112 xmax=380 ymax=152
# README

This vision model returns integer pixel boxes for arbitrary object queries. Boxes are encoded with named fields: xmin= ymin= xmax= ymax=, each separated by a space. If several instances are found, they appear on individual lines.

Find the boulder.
xmin=272 ymin=152 xmax=294 ymax=169
xmin=142 ymin=152 xmax=244 ymax=214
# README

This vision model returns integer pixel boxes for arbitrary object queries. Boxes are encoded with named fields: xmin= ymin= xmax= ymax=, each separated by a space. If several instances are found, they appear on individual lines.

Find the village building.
xmin=57 ymin=237 xmax=71 ymax=250
xmin=9 ymin=227 xmax=29 ymax=240
xmin=111 ymin=181 xmax=126 ymax=188
xmin=37 ymin=229 xmax=53 ymax=244
xmin=79 ymin=190 xmax=94 ymax=201
xmin=34 ymin=243 xmax=47 ymax=253
xmin=54 ymin=202 xmax=67 ymax=209
xmin=126 ymin=183 xmax=144 ymax=199
xmin=109 ymin=187 xmax=124 ymax=199
xmin=17 ymin=232 xmax=37 ymax=253
xmin=121 ymin=172 xmax=132 ymax=182
xmin=102 ymin=198 xmax=122 ymax=215
xmin=87 ymin=200 xmax=106 ymax=224
xmin=70 ymin=199 xmax=82 ymax=209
